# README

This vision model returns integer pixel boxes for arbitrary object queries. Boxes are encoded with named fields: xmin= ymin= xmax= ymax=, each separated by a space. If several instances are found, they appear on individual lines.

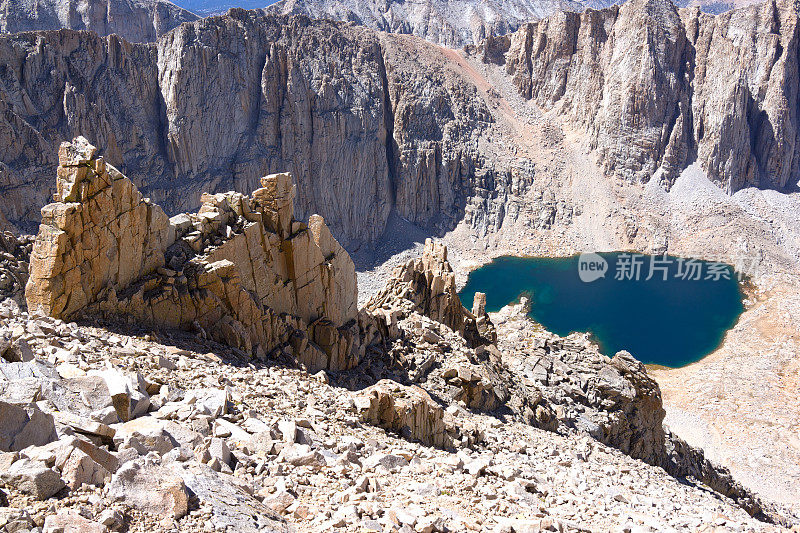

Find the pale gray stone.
xmin=1 ymin=459 xmax=65 ymax=499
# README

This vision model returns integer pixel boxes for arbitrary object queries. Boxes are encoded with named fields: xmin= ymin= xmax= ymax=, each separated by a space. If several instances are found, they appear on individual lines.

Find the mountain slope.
xmin=502 ymin=0 xmax=800 ymax=190
xmin=266 ymin=0 xmax=585 ymax=47
xmin=0 ymin=11 xmax=509 ymax=252
xmin=0 ymin=0 xmax=198 ymax=42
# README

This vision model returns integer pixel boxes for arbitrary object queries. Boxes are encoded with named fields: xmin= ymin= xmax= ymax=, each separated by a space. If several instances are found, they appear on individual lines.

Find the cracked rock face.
xmin=503 ymin=0 xmax=800 ymax=192
xmin=267 ymin=0 xmax=585 ymax=48
xmin=0 ymin=0 xmax=198 ymax=43
xmin=26 ymin=137 xmax=373 ymax=373
xmin=355 ymin=379 xmax=453 ymax=449
xmin=367 ymin=240 xmax=471 ymax=336
xmin=0 ymin=232 xmax=32 ymax=306
xmin=266 ymin=0 xmax=771 ymax=49
xmin=26 ymin=137 xmax=174 ymax=320
xmin=0 ymin=1 xmax=797 ymax=250
xmin=0 ymin=12 xmax=509 ymax=253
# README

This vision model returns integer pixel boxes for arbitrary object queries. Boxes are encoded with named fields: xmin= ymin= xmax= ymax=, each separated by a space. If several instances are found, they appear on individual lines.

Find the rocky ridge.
xmin=26 ymin=137 xmax=378 ymax=374
xmin=267 ymin=0 xmax=585 ymax=48
xmin=266 ymin=0 xmax=772 ymax=48
xmin=0 ymin=138 xmax=790 ymax=530
xmin=0 ymin=0 xmax=198 ymax=42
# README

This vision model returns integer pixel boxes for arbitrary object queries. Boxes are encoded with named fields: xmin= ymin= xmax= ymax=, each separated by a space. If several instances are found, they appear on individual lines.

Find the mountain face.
xmin=0 ymin=11 xmax=504 ymax=252
xmin=266 ymin=0 xmax=586 ymax=48
xmin=0 ymin=0 xmax=797 ymax=254
xmin=502 ymin=0 xmax=799 ymax=191
xmin=265 ymin=0 xmax=772 ymax=48
xmin=0 ymin=0 xmax=198 ymax=42
xmin=581 ymin=0 xmax=769 ymax=13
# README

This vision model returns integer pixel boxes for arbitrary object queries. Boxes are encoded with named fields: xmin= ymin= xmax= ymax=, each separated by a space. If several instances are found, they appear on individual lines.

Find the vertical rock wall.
xmin=0 ymin=0 xmax=199 ymax=43
xmin=0 ymin=12 xmax=496 ymax=251
xmin=1 ymin=2 xmax=799 ymax=248
xmin=504 ymin=0 xmax=800 ymax=191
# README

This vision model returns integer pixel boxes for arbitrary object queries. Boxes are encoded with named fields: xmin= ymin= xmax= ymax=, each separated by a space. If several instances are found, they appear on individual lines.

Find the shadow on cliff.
xmin=351 ymin=209 xmax=438 ymax=270
xmin=75 ymin=313 xmax=422 ymax=396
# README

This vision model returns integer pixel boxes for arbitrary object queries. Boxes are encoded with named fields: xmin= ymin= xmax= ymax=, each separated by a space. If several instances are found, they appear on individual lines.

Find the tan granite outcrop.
xmin=26 ymin=138 xmax=376 ymax=372
xmin=366 ymin=239 xmax=491 ymax=347
xmin=25 ymin=137 xmax=174 ymax=320
xmin=367 ymin=240 xmax=467 ymax=332
xmin=354 ymin=379 xmax=452 ymax=449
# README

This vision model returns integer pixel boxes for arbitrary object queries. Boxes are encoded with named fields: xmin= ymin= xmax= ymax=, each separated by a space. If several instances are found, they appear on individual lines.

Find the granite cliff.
xmin=0 ymin=12 xmax=507 ymax=253
xmin=266 ymin=0 xmax=585 ymax=48
xmin=0 ymin=0 xmax=198 ymax=42
xmin=501 ymin=0 xmax=800 ymax=191
xmin=1 ymin=0 xmax=799 ymax=257
xmin=266 ymin=0 xmax=773 ymax=49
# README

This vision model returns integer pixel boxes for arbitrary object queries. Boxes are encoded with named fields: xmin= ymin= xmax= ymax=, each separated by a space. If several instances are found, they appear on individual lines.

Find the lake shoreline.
xmin=458 ymin=253 xmax=744 ymax=369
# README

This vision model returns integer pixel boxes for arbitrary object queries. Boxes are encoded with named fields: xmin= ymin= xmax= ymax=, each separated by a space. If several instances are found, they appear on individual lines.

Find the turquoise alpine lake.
xmin=459 ymin=253 xmax=745 ymax=368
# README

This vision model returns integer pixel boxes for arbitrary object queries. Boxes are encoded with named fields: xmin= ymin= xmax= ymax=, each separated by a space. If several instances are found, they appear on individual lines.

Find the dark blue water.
xmin=459 ymin=253 xmax=744 ymax=368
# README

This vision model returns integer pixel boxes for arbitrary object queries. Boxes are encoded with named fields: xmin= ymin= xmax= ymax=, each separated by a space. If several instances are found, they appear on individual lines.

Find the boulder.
xmin=0 ymin=339 xmax=34 ymax=363
xmin=362 ymin=453 xmax=409 ymax=472
xmin=0 ymin=401 xmax=57 ymax=452
xmin=0 ymin=377 xmax=42 ymax=404
xmin=57 ymin=445 xmax=116 ymax=490
xmin=194 ymin=437 xmax=232 ymax=471
xmin=41 ymin=376 xmax=113 ymax=417
xmin=107 ymin=459 xmax=189 ymax=519
xmin=184 ymin=388 xmax=230 ymax=418
xmin=52 ymin=412 xmax=115 ymax=442
xmin=0 ymin=459 xmax=65 ymax=499
xmin=90 ymin=369 xmax=133 ymax=422
xmin=112 ymin=416 xmax=203 ymax=453
xmin=96 ymin=509 xmax=124 ymax=531
xmin=171 ymin=463 xmax=289 ymax=533
xmin=355 ymin=380 xmax=452 ymax=449
xmin=262 ymin=490 xmax=296 ymax=514
xmin=43 ymin=511 xmax=108 ymax=533
xmin=445 ymin=364 xmax=506 ymax=412
xmin=277 ymin=444 xmax=325 ymax=468
xmin=24 ymin=437 xmax=118 ymax=490
xmin=0 ymin=360 xmax=60 ymax=382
